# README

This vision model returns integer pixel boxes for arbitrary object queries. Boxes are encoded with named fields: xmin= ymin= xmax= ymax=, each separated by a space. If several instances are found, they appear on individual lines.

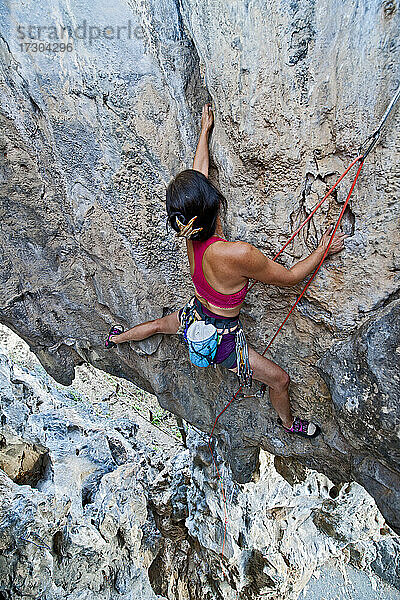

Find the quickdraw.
xmin=178 ymin=295 xmax=253 ymax=386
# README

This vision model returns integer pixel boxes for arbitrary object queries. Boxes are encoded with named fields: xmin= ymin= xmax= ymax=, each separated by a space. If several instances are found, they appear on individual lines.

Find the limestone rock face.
xmin=0 ymin=342 xmax=400 ymax=600
xmin=317 ymin=299 xmax=400 ymax=528
xmin=0 ymin=0 xmax=399 ymax=535
xmin=0 ymin=349 xmax=171 ymax=600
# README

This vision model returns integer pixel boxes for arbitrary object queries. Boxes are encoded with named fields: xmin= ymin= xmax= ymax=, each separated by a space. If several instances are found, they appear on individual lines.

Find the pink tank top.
xmin=191 ymin=236 xmax=249 ymax=309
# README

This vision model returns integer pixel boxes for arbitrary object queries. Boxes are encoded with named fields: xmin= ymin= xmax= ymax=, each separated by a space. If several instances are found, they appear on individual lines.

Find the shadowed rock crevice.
xmin=0 ymin=432 xmax=52 ymax=488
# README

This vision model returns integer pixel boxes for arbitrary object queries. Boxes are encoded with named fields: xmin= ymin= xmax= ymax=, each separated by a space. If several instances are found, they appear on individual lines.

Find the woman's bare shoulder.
xmin=232 ymin=239 xmax=252 ymax=251
xmin=222 ymin=240 xmax=274 ymax=282
xmin=228 ymin=240 xmax=253 ymax=259
xmin=211 ymin=239 xmax=254 ymax=265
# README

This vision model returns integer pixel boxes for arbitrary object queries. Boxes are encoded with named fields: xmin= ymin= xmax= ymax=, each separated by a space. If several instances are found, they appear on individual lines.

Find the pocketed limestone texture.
xmin=0 ymin=0 xmax=399 ymax=536
xmin=0 ymin=333 xmax=399 ymax=600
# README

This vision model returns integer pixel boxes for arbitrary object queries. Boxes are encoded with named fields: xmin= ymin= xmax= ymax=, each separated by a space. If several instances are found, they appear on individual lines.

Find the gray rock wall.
xmin=0 ymin=0 xmax=399 ymax=535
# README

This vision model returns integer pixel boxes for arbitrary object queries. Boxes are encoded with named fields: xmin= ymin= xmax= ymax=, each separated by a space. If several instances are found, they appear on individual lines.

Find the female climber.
xmin=105 ymin=103 xmax=348 ymax=438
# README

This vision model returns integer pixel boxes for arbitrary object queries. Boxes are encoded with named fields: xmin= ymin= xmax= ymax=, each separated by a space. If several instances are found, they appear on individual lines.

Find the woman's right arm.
xmin=234 ymin=226 xmax=349 ymax=287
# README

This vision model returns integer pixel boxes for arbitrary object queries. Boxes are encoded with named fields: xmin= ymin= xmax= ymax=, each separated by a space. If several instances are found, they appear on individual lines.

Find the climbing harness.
xmin=178 ymin=295 xmax=253 ymax=387
xmin=207 ymin=83 xmax=400 ymax=564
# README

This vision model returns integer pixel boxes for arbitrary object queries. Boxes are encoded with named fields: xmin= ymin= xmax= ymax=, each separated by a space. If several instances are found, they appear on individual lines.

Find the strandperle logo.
xmin=16 ymin=20 xmax=145 ymax=45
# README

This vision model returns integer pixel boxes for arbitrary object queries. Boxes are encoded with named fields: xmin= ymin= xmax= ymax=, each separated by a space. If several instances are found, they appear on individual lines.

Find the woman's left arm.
xmin=192 ymin=103 xmax=213 ymax=177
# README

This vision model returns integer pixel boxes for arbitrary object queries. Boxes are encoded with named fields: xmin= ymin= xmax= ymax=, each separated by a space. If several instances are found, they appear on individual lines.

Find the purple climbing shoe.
xmin=105 ymin=325 xmax=124 ymax=349
xmin=278 ymin=416 xmax=321 ymax=438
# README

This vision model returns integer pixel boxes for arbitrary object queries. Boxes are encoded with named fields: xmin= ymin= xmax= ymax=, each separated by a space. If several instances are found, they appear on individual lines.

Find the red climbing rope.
xmin=206 ymin=81 xmax=400 ymax=565
xmin=208 ymin=154 xmax=365 ymax=562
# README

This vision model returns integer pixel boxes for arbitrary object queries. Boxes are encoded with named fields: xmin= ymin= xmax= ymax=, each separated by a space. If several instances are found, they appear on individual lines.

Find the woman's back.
xmin=187 ymin=236 xmax=249 ymax=316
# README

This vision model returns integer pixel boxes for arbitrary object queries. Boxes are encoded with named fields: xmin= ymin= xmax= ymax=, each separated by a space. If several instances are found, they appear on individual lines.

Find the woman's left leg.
xmin=247 ymin=346 xmax=293 ymax=427
xmin=225 ymin=346 xmax=293 ymax=426
xmin=109 ymin=310 xmax=181 ymax=344
xmin=226 ymin=345 xmax=319 ymax=437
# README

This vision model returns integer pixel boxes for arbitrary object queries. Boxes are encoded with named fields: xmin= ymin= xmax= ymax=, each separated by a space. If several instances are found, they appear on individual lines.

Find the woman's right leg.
xmin=109 ymin=310 xmax=181 ymax=344
xmin=229 ymin=345 xmax=293 ymax=428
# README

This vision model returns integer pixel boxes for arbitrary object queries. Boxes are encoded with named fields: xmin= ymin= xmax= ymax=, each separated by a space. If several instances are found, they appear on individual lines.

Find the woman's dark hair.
xmin=166 ymin=169 xmax=227 ymax=241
